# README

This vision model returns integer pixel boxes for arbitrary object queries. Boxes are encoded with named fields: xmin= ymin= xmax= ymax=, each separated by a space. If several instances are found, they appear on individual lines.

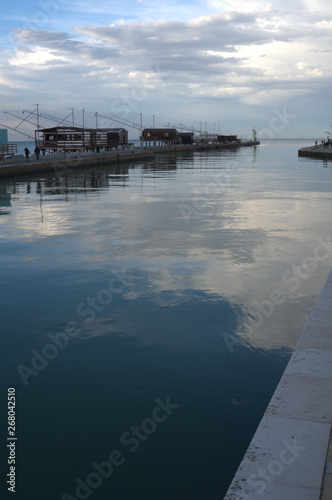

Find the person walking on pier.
xmin=24 ymin=147 xmax=30 ymax=162
xmin=34 ymin=145 xmax=40 ymax=160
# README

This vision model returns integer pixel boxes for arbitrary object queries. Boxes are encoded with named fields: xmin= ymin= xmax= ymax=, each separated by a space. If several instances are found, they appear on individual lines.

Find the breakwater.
xmin=298 ymin=144 xmax=332 ymax=160
xmin=0 ymin=141 xmax=258 ymax=178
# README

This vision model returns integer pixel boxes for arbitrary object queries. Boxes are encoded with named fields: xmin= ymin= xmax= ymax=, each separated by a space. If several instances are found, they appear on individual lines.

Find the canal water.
xmin=1 ymin=140 xmax=332 ymax=500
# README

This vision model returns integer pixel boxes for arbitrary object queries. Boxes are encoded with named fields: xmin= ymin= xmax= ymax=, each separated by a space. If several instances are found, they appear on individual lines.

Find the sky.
xmin=0 ymin=0 xmax=331 ymax=140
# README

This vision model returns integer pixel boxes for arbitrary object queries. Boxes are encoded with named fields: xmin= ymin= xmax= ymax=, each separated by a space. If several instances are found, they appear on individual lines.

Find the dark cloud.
xmin=76 ymin=12 xmax=279 ymax=50
xmin=13 ymin=27 xmax=120 ymax=62
xmin=11 ymin=13 xmax=277 ymax=84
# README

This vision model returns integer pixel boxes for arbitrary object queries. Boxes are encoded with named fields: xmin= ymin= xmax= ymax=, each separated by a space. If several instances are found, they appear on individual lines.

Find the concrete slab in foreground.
xmin=224 ymin=270 xmax=332 ymax=500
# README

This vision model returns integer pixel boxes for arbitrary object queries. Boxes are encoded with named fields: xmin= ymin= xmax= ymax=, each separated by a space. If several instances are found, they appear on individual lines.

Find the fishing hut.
xmin=217 ymin=135 xmax=239 ymax=143
xmin=140 ymin=128 xmax=179 ymax=146
xmin=198 ymin=134 xmax=219 ymax=144
xmin=36 ymin=127 xmax=128 ymax=153
xmin=178 ymin=132 xmax=194 ymax=145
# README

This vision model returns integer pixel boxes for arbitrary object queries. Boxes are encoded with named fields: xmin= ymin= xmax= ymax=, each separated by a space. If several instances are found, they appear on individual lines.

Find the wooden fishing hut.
xmin=140 ymin=128 xmax=178 ymax=146
xmin=178 ymin=132 xmax=194 ymax=145
xmin=199 ymin=134 xmax=218 ymax=144
xmin=217 ymin=134 xmax=239 ymax=143
xmin=36 ymin=127 xmax=128 ymax=152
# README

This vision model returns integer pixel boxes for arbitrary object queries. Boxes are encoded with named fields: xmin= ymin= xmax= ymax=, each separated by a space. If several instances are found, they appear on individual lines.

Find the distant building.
xmin=140 ymin=128 xmax=178 ymax=145
xmin=198 ymin=134 xmax=219 ymax=143
xmin=217 ymin=135 xmax=239 ymax=143
xmin=36 ymin=127 xmax=128 ymax=151
xmin=178 ymin=132 xmax=194 ymax=145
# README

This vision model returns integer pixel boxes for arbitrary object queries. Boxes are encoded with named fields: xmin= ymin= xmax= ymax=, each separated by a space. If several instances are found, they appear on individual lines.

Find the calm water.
xmin=1 ymin=140 xmax=332 ymax=500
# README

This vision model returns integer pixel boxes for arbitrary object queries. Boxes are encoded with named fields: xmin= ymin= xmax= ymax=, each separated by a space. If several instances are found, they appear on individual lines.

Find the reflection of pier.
xmin=1 ymin=165 xmax=130 ymax=198
xmin=41 ymin=172 xmax=111 ymax=195
xmin=0 ymin=190 xmax=11 ymax=206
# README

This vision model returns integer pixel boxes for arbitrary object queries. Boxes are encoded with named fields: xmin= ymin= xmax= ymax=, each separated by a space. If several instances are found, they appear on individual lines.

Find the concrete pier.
xmin=298 ymin=144 xmax=332 ymax=160
xmin=0 ymin=147 xmax=154 ymax=178
xmin=0 ymin=141 xmax=258 ymax=178
xmin=224 ymin=270 xmax=332 ymax=499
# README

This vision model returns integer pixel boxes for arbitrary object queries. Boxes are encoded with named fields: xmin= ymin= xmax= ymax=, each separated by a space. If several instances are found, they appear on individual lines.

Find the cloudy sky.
xmin=0 ymin=0 xmax=331 ymax=139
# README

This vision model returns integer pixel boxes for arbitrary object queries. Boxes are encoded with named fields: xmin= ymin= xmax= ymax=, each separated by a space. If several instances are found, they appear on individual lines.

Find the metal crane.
xmin=95 ymin=112 xmax=143 ymax=132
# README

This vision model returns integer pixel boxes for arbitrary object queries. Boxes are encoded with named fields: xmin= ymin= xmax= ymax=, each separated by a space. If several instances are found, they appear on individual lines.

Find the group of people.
xmin=315 ymin=140 xmax=332 ymax=149
xmin=24 ymin=146 xmax=41 ymax=162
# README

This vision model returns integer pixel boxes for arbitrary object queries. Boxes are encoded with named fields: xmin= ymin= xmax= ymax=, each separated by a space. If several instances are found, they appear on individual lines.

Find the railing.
xmin=39 ymin=139 xmax=121 ymax=150
xmin=0 ymin=144 xmax=17 ymax=162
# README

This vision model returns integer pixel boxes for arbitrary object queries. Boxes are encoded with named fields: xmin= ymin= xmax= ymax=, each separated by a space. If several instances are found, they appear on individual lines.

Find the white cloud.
xmin=9 ymin=46 xmax=65 ymax=67
xmin=0 ymin=2 xmax=331 ymax=137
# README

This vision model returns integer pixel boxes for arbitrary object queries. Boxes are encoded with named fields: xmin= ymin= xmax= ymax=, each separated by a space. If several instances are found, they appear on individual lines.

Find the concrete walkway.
xmin=224 ymin=270 xmax=332 ymax=499
xmin=0 ymin=147 xmax=156 ymax=178
xmin=0 ymin=146 xmax=152 ymax=166
xmin=0 ymin=141 xmax=258 ymax=178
